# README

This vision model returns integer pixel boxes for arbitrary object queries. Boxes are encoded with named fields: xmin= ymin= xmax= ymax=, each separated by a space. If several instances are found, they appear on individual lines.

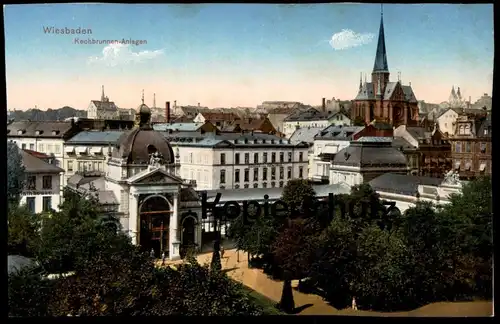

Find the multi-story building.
xmin=449 ymin=112 xmax=491 ymax=179
xmin=394 ymin=124 xmax=452 ymax=177
xmin=7 ymin=120 xmax=80 ymax=188
xmin=193 ymin=112 xmax=241 ymax=129
xmin=19 ymin=149 xmax=64 ymax=214
xmin=311 ymin=125 xmax=364 ymax=183
xmin=282 ymin=108 xmax=333 ymax=138
xmin=162 ymin=131 xmax=309 ymax=190
xmin=436 ymin=107 xmax=487 ymax=137
xmin=63 ymin=130 xmax=125 ymax=183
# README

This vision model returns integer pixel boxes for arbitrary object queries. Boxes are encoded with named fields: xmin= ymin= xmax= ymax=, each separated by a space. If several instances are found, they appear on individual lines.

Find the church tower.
xmin=371 ymin=5 xmax=390 ymax=98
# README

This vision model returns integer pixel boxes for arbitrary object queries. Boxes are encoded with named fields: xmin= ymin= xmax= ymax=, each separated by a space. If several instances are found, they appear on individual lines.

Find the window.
xmin=220 ymin=170 xmax=226 ymax=184
xmin=299 ymin=166 xmax=304 ymax=178
xmin=78 ymin=161 xmax=85 ymax=171
xmin=263 ymin=153 xmax=268 ymax=163
xmin=455 ymin=142 xmax=461 ymax=153
xmin=279 ymin=181 xmax=284 ymax=187
xmin=55 ymin=145 xmax=61 ymax=154
xmin=263 ymin=182 xmax=267 ymax=188
xmin=254 ymin=153 xmax=259 ymax=164
xmin=42 ymin=176 xmax=52 ymax=189
xmin=263 ymin=168 xmax=268 ymax=180
xmin=464 ymin=124 xmax=471 ymax=135
xmin=26 ymin=175 xmax=36 ymax=190
xmin=253 ymin=183 xmax=258 ymax=188
xmin=244 ymin=153 xmax=249 ymax=164
xmin=42 ymin=196 xmax=52 ymax=212
xmin=299 ymin=152 xmax=304 ymax=162
xmin=47 ymin=144 xmax=53 ymax=153
xmin=271 ymin=167 xmax=276 ymax=180
xmin=480 ymin=143 xmax=487 ymax=154
xmin=67 ymin=160 xmax=74 ymax=172
xmin=22 ymin=143 xmax=26 ymax=149
xmin=244 ymin=168 xmax=249 ymax=182
xmin=280 ymin=152 xmax=284 ymax=162
xmin=29 ymin=143 xmax=35 ymax=150
xmin=288 ymin=152 xmax=292 ymax=162
xmin=287 ymin=166 xmax=292 ymax=179
xmin=279 ymin=167 xmax=284 ymax=180
xmin=220 ymin=153 xmax=226 ymax=165
xmin=243 ymin=184 xmax=249 ymax=188
xmin=38 ymin=144 xmax=44 ymax=152
xmin=271 ymin=153 xmax=276 ymax=163
xmin=465 ymin=142 xmax=471 ymax=153
xmin=26 ymin=197 xmax=36 ymax=213
xmin=189 ymin=153 xmax=193 ymax=163
xmin=235 ymin=153 xmax=240 ymax=165
xmin=98 ymin=162 xmax=103 ymax=171
xmin=459 ymin=125 xmax=464 ymax=135
xmin=253 ymin=168 xmax=259 ymax=181
xmin=235 ymin=169 xmax=240 ymax=182
xmin=271 ymin=182 xmax=276 ymax=188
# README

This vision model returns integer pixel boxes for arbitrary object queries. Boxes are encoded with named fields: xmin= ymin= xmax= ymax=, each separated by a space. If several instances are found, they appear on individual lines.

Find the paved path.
xmin=160 ymin=249 xmax=493 ymax=316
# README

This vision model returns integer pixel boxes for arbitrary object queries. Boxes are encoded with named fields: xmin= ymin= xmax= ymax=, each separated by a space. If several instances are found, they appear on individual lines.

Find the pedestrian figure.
xmin=220 ymin=245 xmax=225 ymax=259
xmin=161 ymin=251 xmax=166 ymax=266
xmin=352 ymin=296 xmax=358 ymax=311
xmin=150 ymin=248 xmax=155 ymax=259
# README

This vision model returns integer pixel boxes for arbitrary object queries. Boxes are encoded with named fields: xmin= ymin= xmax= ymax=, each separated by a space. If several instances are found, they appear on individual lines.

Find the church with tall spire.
xmin=351 ymin=5 xmax=419 ymax=127
xmin=87 ymin=85 xmax=120 ymax=120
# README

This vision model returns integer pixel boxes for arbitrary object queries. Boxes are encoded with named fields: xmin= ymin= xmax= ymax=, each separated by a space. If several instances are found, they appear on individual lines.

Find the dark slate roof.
xmin=355 ymin=82 xmax=375 ymax=100
xmin=8 ymin=255 xmax=37 ymax=275
xmin=406 ymin=127 xmax=429 ymax=140
xmin=7 ymin=121 xmax=74 ymax=138
xmin=314 ymin=125 xmax=364 ymax=140
xmin=21 ymin=149 xmax=64 ymax=173
xmin=112 ymin=128 xmax=175 ymax=164
xmin=392 ymin=136 xmax=417 ymax=151
xmin=91 ymin=100 xmax=118 ymax=112
xmin=333 ymin=141 xmax=408 ymax=167
xmin=437 ymin=107 xmax=487 ymax=119
xmin=369 ymin=173 xmax=443 ymax=196
xmin=283 ymin=108 xmax=329 ymax=122
xmin=476 ymin=114 xmax=491 ymax=138
xmin=66 ymin=131 xmax=125 ymax=144
xmin=180 ymin=187 xmax=200 ymax=202
xmin=355 ymin=81 xmax=417 ymax=103
xmin=153 ymin=123 xmax=204 ymax=132
xmin=289 ymin=127 xmax=324 ymax=144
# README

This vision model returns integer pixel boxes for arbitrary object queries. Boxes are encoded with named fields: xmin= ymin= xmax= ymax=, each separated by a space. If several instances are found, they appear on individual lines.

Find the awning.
xmin=76 ymin=147 xmax=87 ymax=154
xmin=454 ymin=161 xmax=461 ymax=170
xmin=91 ymin=147 xmax=103 ymax=154
xmin=64 ymin=146 xmax=75 ymax=153
xmin=465 ymin=162 xmax=472 ymax=171
xmin=480 ymin=163 xmax=486 ymax=172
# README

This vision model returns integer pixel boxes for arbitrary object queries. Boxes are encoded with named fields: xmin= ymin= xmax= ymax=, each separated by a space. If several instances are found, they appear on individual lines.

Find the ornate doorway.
xmin=139 ymin=195 xmax=171 ymax=258
xmin=180 ymin=213 xmax=197 ymax=258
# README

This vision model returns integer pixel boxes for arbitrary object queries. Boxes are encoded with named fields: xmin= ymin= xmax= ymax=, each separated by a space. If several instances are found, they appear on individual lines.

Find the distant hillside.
xmin=9 ymin=106 xmax=87 ymax=121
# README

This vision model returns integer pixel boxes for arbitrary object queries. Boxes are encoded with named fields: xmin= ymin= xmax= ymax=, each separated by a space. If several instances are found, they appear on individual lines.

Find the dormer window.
xmin=262 ymin=140 xmax=266 ymax=144
xmin=244 ymin=138 xmax=248 ymax=144
xmin=254 ymin=139 xmax=258 ymax=144
xmin=234 ymin=139 xmax=239 ymax=144
xmin=18 ymin=130 xmax=25 ymax=135
xmin=35 ymin=130 xmax=44 ymax=135
xmin=52 ymin=130 xmax=60 ymax=136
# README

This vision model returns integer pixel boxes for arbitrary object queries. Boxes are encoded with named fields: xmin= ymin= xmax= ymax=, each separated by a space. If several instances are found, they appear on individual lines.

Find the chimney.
xmin=165 ymin=101 xmax=171 ymax=124
xmin=322 ymin=98 xmax=326 ymax=112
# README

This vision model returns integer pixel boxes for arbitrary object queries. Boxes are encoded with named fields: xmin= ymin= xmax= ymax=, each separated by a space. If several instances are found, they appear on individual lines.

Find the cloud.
xmin=87 ymin=43 xmax=164 ymax=67
xmin=329 ymin=29 xmax=375 ymax=51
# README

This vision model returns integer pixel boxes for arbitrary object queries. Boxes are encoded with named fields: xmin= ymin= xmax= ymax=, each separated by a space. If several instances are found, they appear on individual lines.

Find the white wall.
xmin=437 ymin=109 xmax=458 ymax=136
xmin=311 ymin=139 xmax=351 ymax=180
xmin=283 ymin=120 xmax=331 ymax=138
xmin=328 ymin=114 xmax=351 ymax=126
xmin=20 ymin=172 xmax=62 ymax=213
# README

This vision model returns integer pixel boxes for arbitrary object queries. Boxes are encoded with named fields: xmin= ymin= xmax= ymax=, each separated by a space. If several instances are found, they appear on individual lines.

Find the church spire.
xmin=373 ymin=4 xmax=389 ymax=73
xmin=359 ymin=72 xmax=363 ymax=90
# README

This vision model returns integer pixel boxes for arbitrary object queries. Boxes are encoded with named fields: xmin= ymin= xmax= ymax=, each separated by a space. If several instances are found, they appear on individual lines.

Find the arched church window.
xmin=459 ymin=125 xmax=465 ymax=135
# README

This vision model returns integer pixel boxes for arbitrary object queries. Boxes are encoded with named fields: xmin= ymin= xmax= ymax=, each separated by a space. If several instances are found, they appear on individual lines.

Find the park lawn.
xmin=240 ymin=283 xmax=285 ymax=315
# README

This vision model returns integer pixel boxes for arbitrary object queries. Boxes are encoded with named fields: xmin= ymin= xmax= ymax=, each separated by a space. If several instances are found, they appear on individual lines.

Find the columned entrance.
xmin=139 ymin=195 xmax=171 ymax=257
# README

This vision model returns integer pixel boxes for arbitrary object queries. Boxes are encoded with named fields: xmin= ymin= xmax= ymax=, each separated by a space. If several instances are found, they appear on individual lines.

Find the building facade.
xmin=162 ymin=131 xmax=310 ymax=190
xmin=282 ymin=108 xmax=332 ymax=138
xmin=19 ymin=149 xmax=64 ymax=214
xmin=450 ymin=113 xmax=491 ymax=179
xmin=87 ymin=86 xmax=120 ymax=120
xmin=351 ymin=10 xmax=419 ymax=127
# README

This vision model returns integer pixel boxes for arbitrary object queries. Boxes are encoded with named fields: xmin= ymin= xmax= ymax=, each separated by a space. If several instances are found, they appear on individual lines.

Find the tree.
xmin=7 ymin=141 xmax=25 ymax=206
xmin=281 ymin=179 xmax=317 ymax=218
xmin=8 ymin=204 xmax=41 ymax=257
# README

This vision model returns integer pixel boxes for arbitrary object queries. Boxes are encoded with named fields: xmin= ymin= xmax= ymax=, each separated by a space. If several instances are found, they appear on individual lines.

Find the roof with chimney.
xmin=7 ymin=121 xmax=76 ymax=138
xmin=284 ymin=107 xmax=330 ymax=122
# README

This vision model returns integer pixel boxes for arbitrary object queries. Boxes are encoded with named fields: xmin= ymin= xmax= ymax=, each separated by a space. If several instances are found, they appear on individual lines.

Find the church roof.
xmin=355 ymin=81 xmax=417 ymax=103
xmin=373 ymin=13 xmax=389 ymax=73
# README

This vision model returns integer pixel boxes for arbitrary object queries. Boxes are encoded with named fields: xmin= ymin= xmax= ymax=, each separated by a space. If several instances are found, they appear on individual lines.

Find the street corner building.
xmin=66 ymin=98 xmax=201 ymax=260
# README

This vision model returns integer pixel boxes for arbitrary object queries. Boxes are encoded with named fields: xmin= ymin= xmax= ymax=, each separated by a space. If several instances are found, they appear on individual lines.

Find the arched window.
xmin=147 ymin=144 xmax=157 ymax=155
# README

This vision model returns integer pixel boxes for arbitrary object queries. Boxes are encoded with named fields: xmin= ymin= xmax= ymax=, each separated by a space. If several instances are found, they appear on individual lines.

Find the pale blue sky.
xmin=4 ymin=3 xmax=494 ymax=110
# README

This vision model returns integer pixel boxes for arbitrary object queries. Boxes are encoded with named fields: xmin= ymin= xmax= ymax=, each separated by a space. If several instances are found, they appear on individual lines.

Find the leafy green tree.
xmin=7 ymin=141 xmax=25 ymax=206
xmin=281 ymin=179 xmax=317 ymax=217
xmin=352 ymin=116 xmax=365 ymax=126
xmin=8 ymin=204 xmax=41 ymax=257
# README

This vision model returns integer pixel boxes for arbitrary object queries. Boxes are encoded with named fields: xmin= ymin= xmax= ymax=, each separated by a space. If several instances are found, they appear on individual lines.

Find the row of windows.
xmin=26 ymin=175 xmax=53 ymax=190
xmin=453 ymin=142 xmax=487 ymax=154
xmin=224 ymin=181 xmax=287 ymax=189
xmin=221 ymin=152 xmax=304 ymax=165
xmin=26 ymin=196 xmax=52 ymax=213
xmin=220 ymin=166 xmax=304 ymax=184
xmin=67 ymin=160 xmax=104 ymax=172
